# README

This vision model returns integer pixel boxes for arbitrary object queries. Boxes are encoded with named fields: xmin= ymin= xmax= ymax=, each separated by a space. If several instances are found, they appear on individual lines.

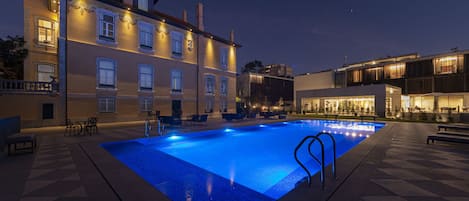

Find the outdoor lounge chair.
xmin=438 ymin=124 xmax=469 ymax=132
xmin=222 ymin=113 xmax=245 ymax=121
xmin=427 ymin=133 xmax=469 ymax=144
xmin=1 ymin=116 xmax=37 ymax=155
xmin=160 ymin=116 xmax=182 ymax=126
xmin=194 ymin=114 xmax=208 ymax=125
xmin=260 ymin=111 xmax=276 ymax=119
xmin=437 ymin=131 xmax=469 ymax=137
xmin=183 ymin=115 xmax=199 ymax=126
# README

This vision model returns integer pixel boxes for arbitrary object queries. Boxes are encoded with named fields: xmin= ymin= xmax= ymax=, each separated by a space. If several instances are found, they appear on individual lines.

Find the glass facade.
xmin=401 ymin=95 xmax=466 ymax=113
xmin=301 ymin=96 xmax=375 ymax=115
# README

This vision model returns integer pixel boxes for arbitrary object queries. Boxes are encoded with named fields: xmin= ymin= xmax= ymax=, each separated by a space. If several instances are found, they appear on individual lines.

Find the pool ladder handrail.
xmin=294 ymin=131 xmax=337 ymax=188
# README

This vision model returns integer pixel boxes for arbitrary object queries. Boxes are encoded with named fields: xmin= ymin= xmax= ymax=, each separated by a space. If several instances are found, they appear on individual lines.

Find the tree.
xmin=0 ymin=36 xmax=28 ymax=79
xmin=242 ymin=60 xmax=264 ymax=73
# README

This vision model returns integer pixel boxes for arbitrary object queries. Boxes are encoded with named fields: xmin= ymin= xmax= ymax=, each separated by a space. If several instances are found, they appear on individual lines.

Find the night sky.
xmin=3 ymin=0 xmax=469 ymax=75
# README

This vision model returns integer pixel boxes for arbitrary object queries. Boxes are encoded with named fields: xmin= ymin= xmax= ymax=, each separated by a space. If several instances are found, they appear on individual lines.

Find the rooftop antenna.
xmin=343 ymin=56 xmax=348 ymax=66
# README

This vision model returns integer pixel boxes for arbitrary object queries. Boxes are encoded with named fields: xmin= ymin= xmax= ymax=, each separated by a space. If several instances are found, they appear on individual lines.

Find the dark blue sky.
xmin=2 ymin=0 xmax=469 ymax=75
xmin=156 ymin=0 xmax=469 ymax=74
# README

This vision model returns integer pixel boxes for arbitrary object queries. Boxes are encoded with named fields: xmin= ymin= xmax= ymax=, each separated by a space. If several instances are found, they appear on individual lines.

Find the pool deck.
xmin=1 ymin=117 xmax=469 ymax=201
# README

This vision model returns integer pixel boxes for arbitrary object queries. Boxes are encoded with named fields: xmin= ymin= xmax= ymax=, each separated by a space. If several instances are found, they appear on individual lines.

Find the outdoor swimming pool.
xmin=102 ymin=120 xmax=384 ymax=201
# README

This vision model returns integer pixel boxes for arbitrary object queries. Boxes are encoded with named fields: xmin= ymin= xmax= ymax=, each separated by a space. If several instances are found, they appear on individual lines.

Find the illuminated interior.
xmin=301 ymin=95 xmax=375 ymax=115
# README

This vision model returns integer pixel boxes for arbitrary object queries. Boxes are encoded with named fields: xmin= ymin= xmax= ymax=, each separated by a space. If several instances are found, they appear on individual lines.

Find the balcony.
xmin=0 ymin=79 xmax=59 ymax=96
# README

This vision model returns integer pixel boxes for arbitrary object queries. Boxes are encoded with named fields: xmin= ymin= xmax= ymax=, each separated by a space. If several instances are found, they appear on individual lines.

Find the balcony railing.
xmin=0 ymin=79 xmax=59 ymax=95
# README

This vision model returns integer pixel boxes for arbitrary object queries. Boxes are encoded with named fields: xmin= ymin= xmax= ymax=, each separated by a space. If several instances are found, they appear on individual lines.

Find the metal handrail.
xmin=294 ymin=131 xmax=337 ymax=188
xmin=315 ymin=132 xmax=337 ymax=178
xmin=294 ymin=135 xmax=325 ymax=187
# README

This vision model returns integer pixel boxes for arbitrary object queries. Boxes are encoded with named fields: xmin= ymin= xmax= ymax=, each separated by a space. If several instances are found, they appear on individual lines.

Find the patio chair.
xmin=65 ymin=119 xmax=81 ymax=136
xmin=84 ymin=117 xmax=98 ymax=135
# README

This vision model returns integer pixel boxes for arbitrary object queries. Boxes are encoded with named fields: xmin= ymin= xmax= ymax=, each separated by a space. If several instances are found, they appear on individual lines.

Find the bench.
xmin=427 ymin=134 xmax=469 ymax=144
xmin=0 ymin=116 xmax=37 ymax=155
xmin=438 ymin=125 xmax=469 ymax=132
xmin=360 ymin=115 xmax=377 ymax=122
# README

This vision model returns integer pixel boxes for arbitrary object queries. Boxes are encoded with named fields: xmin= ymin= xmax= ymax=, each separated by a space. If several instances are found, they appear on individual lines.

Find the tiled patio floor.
xmin=1 ymin=118 xmax=468 ymax=201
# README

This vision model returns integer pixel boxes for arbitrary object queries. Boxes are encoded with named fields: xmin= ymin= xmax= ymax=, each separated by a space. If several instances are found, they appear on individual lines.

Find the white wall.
xmin=294 ymin=70 xmax=335 ymax=109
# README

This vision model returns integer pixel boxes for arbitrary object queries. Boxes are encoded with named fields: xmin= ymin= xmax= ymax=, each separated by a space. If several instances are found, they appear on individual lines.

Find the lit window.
xmin=37 ymin=64 xmax=55 ymax=82
xmin=220 ymin=78 xmax=228 ymax=96
xmin=171 ymin=31 xmax=183 ymax=57
xmin=97 ymin=58 xmax=116 ymax=88
xmin=140 ymin=97 xmax=153 ymax=112
xmin=171 ymin=70 xmax=182 ymax=92
xmin=139 ymin=64 xmax=153 ymax=90
xmin=384 ymin=63 xmax=405 ymax=79
xmin=434 ymin=56 xmax=459 ymax=75
xmin=220 ymin=48 xmax=228 ymax=69
xmin=205 ymin=75 xmax=215 ymax=95
xmin=97 ymin=10 xmax=116 ymax=42
xmin=205 ymin=98 xmax=213 ymax=113
xmin=37 ymin=19 xmax=54 ymax=45
xmin=366 ymin=67 xmax=383 ymax=81
xmin=138 ymin=21 xmax=154 ymax=50
xmin=351 ymin=70 xmax=362 ymax=83
xmin=98 ymin=97 xmax=116 ymax=113
xmin=138 ymin=0 xmax=149 ymax=11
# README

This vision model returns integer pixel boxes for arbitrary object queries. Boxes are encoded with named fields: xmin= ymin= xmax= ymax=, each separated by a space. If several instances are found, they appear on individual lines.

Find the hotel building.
xmin=0 ymin=0 xmax=239 ymax=127
xmin=237 ymin=64 xmax=293 ymax=111
xmin=295 ymin=51 xmax=469 ymax=121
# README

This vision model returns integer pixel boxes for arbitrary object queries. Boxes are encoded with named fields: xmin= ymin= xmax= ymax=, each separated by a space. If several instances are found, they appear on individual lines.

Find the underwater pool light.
xmin=224 ymin=128 xmax=235 ymax=132
xmin=168 ymin=135 xmax=183 ymax=141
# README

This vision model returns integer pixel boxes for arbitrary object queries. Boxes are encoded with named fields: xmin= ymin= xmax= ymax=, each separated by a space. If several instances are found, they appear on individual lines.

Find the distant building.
xmin=295 ymin=51 xmax=469 ymax=120
xmin=261 ymin=64 xmax=293 ymax=78
xmin=238 ymin=64 xmax=293 ymax=111
xmin=0 ymin=0 xmax=240 ymax=127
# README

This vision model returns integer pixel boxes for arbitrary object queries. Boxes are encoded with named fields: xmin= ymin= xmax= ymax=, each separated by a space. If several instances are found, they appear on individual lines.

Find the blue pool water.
xmin=102 ymin=120 xmax=384 ymax=201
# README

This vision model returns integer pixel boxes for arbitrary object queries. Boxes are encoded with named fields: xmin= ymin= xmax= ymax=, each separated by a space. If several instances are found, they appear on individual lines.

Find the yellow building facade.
xmin=0 ymin=0 xmax=239 ymax=127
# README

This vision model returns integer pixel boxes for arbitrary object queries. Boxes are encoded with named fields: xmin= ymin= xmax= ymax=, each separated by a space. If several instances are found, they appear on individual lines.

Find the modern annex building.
xmin=295 ymin=51 xmax=469 ymax=120
xmin=237 ymin=64 xmax=294 ymax=111
xmin=0 ymin=0 xmax=239 ymax=127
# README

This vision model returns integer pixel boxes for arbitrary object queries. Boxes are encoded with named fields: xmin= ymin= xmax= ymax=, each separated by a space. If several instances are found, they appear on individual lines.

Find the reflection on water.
xmin=323 ymin=122 xmax=376 ymax=132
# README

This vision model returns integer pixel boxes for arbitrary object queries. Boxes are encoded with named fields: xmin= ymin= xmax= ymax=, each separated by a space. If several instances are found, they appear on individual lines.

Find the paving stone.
xmin=444 ymin=197 xmax=469 ymax=201
xmin=378 ymin=168 xmax=430 ymax=180
xmin=371 ymin=179 xmax=437 ymax=197
xmin=361 ymin=196 xmax=408 ymax=201
xmin=23 ymin=180 xmax=57 ymax=195
xmin=439 ymin=180 xmax=469 ymax=193
xmin=63 ymin=186 xmax=87 ymax=197
xmin=381 ymin=159 xmax=427 ymax=169
xmin=20 ymin=196 xmax=58 ymax=201
xmin=28 ymin=169 xmax=56 ymax=179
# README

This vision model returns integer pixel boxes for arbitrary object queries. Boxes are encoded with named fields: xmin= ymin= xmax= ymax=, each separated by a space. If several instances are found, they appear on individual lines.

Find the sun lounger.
xmin=427 ymin=133 xmax=469 ymax=144
xmin=194 ymin=114 xmax=208 ymax=125
xmin=1 ymin=116 xmax=37 ymax=155
xmin=438 ymin=125 xmax=469 ymax=132
xmin=437 ymin=131 xmax=469 ymax=137
xmin=222 ymin=113 xmax=245 ymax=121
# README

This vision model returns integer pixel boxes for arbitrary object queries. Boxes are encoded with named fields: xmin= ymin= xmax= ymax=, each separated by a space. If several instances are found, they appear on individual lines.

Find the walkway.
xmin=1 ymin=119 xmax=468 ymax=201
